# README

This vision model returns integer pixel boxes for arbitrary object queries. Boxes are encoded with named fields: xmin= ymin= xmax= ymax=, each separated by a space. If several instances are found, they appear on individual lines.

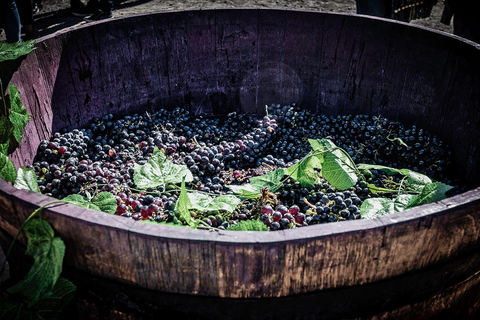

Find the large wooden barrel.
xmin=1 ymin=8 xmax=480 ymax=319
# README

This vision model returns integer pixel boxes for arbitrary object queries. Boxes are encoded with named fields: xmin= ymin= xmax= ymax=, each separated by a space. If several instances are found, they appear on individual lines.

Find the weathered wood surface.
xmin=1 ymin=8 xmax=480 ymax=306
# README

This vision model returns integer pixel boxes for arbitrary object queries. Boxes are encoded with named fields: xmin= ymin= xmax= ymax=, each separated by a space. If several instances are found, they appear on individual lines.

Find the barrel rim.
xmin=2 ymin=178 xmax=479 ymax=243
xmin=35 ymin=7 xmax=480 ymax=50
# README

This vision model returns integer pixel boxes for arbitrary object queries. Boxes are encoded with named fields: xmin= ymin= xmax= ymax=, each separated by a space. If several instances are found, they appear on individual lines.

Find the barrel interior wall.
xmin=1 ymin=9 xmax=478 ymax=187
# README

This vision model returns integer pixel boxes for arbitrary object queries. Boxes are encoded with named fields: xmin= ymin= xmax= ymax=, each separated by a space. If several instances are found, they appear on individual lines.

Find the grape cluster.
xmin=30 ymin=103 xmax=459 ymax=228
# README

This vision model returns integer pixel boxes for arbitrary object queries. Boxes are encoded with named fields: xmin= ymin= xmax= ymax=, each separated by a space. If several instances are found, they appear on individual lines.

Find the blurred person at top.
xmin=70 ymin=0 xmax=113 ymax=21
xmin=16 ymin=0 xmax=40 ymax=40
xmin=441 ymin=0 xmax=480 ymax=44
xmin=355 ymin=0 xmax=438 ymax=22
xmin=0 ymin=0 xmax=21 ymax=43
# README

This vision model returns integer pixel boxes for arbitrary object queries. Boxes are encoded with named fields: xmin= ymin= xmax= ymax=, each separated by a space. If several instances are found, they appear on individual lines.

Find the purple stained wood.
xmin=1 ymin=8 xmax=480 ymax=316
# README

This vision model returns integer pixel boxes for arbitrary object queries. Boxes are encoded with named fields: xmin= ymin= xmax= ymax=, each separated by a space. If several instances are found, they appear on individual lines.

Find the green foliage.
xmin=61 ymin=194 xmax=101 ymax=211
xmin=405 ymin=170 xmax=433 ymax=191
xmin=0 ymin=84 xmax=32 ymax=182
xmin=134 ymin=148 xmax=193 ymax=190
xmin=8 ymin=84 xmax=32 ymax=144
xmin=0 ymin=40 xmax=35 ymax=63
xmin=286 ymin=155 xmax=321 ymax=187
xmin=188 ymin=193 xmax=241 ymax=213
xmin=90 ymin=191 xmax=117 ymax=214
xmin=361 ymin=179 xmax=452 ymax=219
xmin=357 ymin=163 xmax=407 ymax=176
xmin=14 ymin=166 xmax=40 ymax=193
xmin=176 ymin=177 xmax=195 ymax=227
xmin=227 ymin=183 xmax=262 ymax=199
xmin=228 ymin=168 xmax=286 ymax=198
xmin=1 ymin=277 xmax=75 ymax=320
xmin=228 ymin=220 xmax=268 ymax=231
xmin=7 ymin=219 xmax=66 ymax=307
xmin=285 ymin=139 xmax=359 ymax=190
xmin=309 ymin=139 xmax=358 ymax=190
xmin=405 ymin=182 xmax=453 ymax=209
xmin=0 ymin=116 xmax=14 ymax=144
xmin=248 ymin=168 xmax=285 ymax=193
xmin=0 ymin=152 xmax=16 ymax=182
xmin=361 ymin=195 xmax=415 ymax=219
xmin=61 ymin=192 xmax=117 ymax=214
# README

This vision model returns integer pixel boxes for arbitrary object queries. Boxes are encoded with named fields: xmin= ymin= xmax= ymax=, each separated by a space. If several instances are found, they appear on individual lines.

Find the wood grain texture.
xmin=1 ymin=9 xmax=480 ymax=305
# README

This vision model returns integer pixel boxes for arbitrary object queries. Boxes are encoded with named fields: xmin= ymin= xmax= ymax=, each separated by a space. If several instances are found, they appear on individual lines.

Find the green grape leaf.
xmin=228 ymin=220 xmax=268 ymax=231
xmin=0 ymin=141 xmax=8 ymax=155
xmin=14 ymin=166 xmax=40 ymax=193
xmin=134 ymin=148 xmax=192 ymax=189
xmin=360 ymin=198 xmax=395 ymax=219
xmin=0 ymin=40 xmax=35 ymax=62
xmin=31 ymin=277 xmax=76 ymax=320
xmin=312 ymin=139 xmax=358 ymax=190
xmin=406 ymin=182 xmax=453 ymax=209
xmin=357 ymin=163 xmax=407 ymax=176
xmin=286 ymin=156 xmax=322 ymax=187
xmin=8 ymin=84 xmax=32 ymax=143
xmin=61 ymin=194 xmax=101 ymax=211
xmin=175 ymin=177 xmax=195 ymax=227
xmin=0 ymin=116 xmax=14 ymax=145
xmin=361 ymin=193 xmax=423 ymax=219
xmin=249 ymin=168 xmax=285 ymax=192
xmin=188 ymin=192 xmax=241 ymax=213
xmin=394 ymin=194 xmax=415 ymax=212
xmin=404 ymin=170 xmax=432 ymax=191
xmin=227 ymin=184 xmax=262 ymax=199
xmin=0 ymin=299 xmax=31 ymax=320
xmin=91 ymin=191 xmax=117 ymax=214
xmin=0 ymin=152 xmax=17 ymax=182
xmin=1 ymin=277 xmax=75 ymax=320
xmin=366 ymin=182 xmax=399 ymax=194
xmin=228 ymin=168 xmax=285 ymax=198
xmin=7 ymin=219 xmax=65 ymax=307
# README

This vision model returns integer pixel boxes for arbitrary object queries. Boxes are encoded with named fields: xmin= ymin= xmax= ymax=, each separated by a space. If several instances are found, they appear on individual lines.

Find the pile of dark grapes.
xmin=29 ymin=103 xmax=463 ymax=231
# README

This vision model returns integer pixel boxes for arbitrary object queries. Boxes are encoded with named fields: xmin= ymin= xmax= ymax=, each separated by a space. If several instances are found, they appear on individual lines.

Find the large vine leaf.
xmin=0 ymin=152 xmax=17 ymax=182
xmin=31 ymin=277 xmax=76 ymax=320
xmin=228 ymin=184 xmax=262 ymax=199
xmin=7 ymin=219 xmax=65 ymax=307
xmin=361 ymin=194 xmax=415 ymax=219
xmin=175 ymin=177 xmax=195 ymax=227
xmin=310 ymin=139 xmax=358 ymax=190
xmin=360 ymin=198 xmax=394 ymax=219
xmin=188 ymin=192 xmax=241 ymax=213
xmin=249 ymin=168 xmax=285 ymax=192
xmin=134 ymin=148 xmax=192 ymax=190
xmin=228 ymin=168 xmax=285 ymax=198
xmin=228 ymin=220 xmax=268 ymax=231
xmin=358 ymin=164 xmax=432 ymax=193
xmin=404 ymin=170 xmax=432 ymax=191
xmin=0 ymin=116 xmax=14 ymax=145
xmin=14 ymin=166 xmax=40 ymax=193
xmin=91 ymin=192 xmax=117 ymax=214
xmin=61 ymin=194 xmax=101 ymax=211
xmin=322 ymin=152 xmax=358 ymax=190
xmin=406 ymin=182 xmax=453 ymax=209
xmin=0 ymin=40 xmax=35 ymax=62
xmin=8 ymin=84 xmax=32 ymax=144
xmin=286 ymin=156 xmax=321 ymax=187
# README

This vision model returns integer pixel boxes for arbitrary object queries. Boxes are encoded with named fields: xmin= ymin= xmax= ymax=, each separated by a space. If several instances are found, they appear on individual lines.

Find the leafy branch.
xmin=225 ymin=138 xmax=452 ymax=222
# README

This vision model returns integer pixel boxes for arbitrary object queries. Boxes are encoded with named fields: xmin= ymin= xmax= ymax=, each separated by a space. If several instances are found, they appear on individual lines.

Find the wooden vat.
xmin=1 ymin=8 xmax=480 ymax=319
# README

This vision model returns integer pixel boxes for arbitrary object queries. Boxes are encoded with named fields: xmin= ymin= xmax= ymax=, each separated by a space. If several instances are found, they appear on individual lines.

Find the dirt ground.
xmin=21 ymin=0 xmax=452 ymax=39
